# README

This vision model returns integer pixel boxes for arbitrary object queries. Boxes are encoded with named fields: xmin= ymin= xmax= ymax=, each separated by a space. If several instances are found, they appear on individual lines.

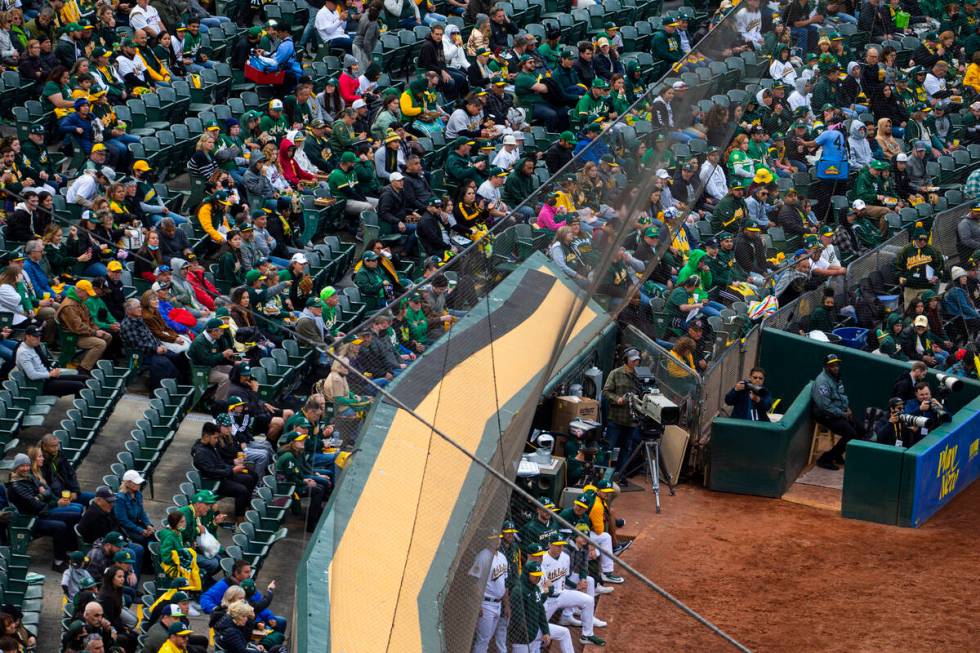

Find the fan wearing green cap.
xmin=176 ymin=489 xmax=225 ymax=578
xmin=711 ymin=181 xmax=750 ymax=232
xmin=443 ymin=137 xmax=488 ymax=187
xmin=513 ymin=53 xmax=566 ymax=132
xmin=352 ymin=250 xmax=390 ymax=311
xmin=895 ymin=225 xmax=943 ymax=304
xmin=276 ymin=431 xmax=329 ymax=531
xmin=851 ymin=159 xmax=892 ymax=226
xmin=811 ymin=352 xmax=866 ymax=470
xmin=328 ymin=150 xmax=378 ymax=220
xmin=159 ymin=510 xmax=204 ymax=593
xmin=574 ymin=77 xmax=608 ymax=127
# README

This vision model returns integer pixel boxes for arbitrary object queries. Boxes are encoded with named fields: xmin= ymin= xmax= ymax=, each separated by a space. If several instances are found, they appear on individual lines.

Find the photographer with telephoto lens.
xmin=901 ymin=381 xmax=951 ymax=447
xmin=874 ymin=397 xmax=916 ymax=447
xmin=724 ymin=367 xmax=772 ymax=421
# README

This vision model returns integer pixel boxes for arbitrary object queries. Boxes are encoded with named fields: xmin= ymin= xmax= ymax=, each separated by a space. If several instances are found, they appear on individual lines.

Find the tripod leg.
xmin=647 ymin=441 xmax=661 ymax=514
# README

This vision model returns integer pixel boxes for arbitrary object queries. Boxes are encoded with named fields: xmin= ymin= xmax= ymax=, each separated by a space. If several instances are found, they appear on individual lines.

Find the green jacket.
xmin=275 ymin=449 xmax=305 ymax=485
xmin=705 ymin=250 xmax=735 ymax=287
xmin=84 ymin=295 xmax=117 ymax=330
xmin=853 ymin=217 xmax=883 ymax=249
xmin=303 ymin=134 xmax=332 ymax=173
xmin=444 ymin=151 xmax=485 ymax=186
xmin=177 ymin=504 xmax=216 ymax=548
xmin=501 ymin=165 xmax=536 ymax=207
xmin=574 ymin=92 xmax=606 ymax=126
xmin=353 ymin=265 xmax=387 ymax=310
xmin=811 ymin=369 xmax=849 ymax=418
xmin=811 ymin=76 xmax=841 ymax=112
xmin=508 ymin=576 xmax=550 ymax=645
xmin=328 ymin=120 xmax=357 ymax=154
xmin=717 ymin=247 xmax=747 ymax=282
xmin=219 ymin=251 xmax=244 ymax=285
xmin=519 ymin=516 xmax=558 ymax=554
xmin=259 ymin=112 xmax=288 ymax=140
xmin=158 ymin=527 xmax=190 ymax=569
xmin=711 ymin=194 xmax=748 ymax=231
xmin=327 ymin=166 xmax=359 ymax=200
xmin=677 ymin=249 xmax=713 ymax=290
xmin=602 ymin=364 xmax=638 ymax=426
xmin=651 ymin=29 xmax=682 ymax=62
xmin=853 ymin=168 xmax=884 ymax=205
xmin=188 ymin=332 xmax=227 ymax=367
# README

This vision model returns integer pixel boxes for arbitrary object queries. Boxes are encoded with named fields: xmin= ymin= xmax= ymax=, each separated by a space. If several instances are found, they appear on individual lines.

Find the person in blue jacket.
xmin=200 ymin=559 xmax=287 ymax=634
xmin=58 ymin=97 xmax=96 ymax=154
xmin=724 ymin=367 xmax=773 ymax=421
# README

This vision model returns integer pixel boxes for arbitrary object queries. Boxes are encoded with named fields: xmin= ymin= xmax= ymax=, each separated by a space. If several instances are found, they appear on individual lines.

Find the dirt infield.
xmin=600 ymin=481 xmax=980 ymax=652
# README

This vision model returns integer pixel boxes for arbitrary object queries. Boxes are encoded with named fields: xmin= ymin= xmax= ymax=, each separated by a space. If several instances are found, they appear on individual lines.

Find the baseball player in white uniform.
xmin=538 ymin=533 xmax=606 ymax=647
xmin=470 ymin=534 xmax=509 ymax=653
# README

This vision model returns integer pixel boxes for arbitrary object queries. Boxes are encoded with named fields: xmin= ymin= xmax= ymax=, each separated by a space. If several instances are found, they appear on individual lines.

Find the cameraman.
xmin=874 ymin=398 xmax=915 ymax=447
xmin=724 ymin=367 xmax=772 ymax=421
xmin=602 ymin=348 xmax=642 ymax=474
xmin=903 ymin=381 xmax=950 ymax=446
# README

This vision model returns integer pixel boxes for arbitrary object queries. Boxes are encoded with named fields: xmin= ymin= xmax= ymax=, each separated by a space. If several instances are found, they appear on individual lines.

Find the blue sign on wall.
xmin=910 ymin=411 xmax=980 ymax=527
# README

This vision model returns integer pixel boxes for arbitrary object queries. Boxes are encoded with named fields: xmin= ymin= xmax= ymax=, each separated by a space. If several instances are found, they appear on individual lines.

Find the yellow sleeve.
xmin=197 ymin=203 xmax=225 ymax=243
xmin=966 ymin=65 xmax=980 ymax=93
xmin=399 ymin=91 xmax=421 ymax=118
xmin=589 ymin=501 xmax=605 ymax=534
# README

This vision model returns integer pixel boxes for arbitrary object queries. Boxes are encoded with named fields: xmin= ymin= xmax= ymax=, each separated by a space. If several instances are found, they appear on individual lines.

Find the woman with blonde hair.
xmin=187 ymin=134 xmax=219 ymax=180
xmin=875 ymin=117 xmax=903 ymax=161
xmin=319 ymin=356 xmax=367 ymax=417
xmin=208 ymin=585 xmax=247 ymax=632
xmin=215 ymin=600 xmax=257 ymax=653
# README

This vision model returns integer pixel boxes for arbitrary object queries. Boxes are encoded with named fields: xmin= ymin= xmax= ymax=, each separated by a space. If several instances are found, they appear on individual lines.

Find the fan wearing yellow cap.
xmin=56 ymin=279 xmax=114 ymax=374
xmin=275 ymin=431 xmax=329 ymax=531
xmin=811 ymin=353 xmax=867 ymax=470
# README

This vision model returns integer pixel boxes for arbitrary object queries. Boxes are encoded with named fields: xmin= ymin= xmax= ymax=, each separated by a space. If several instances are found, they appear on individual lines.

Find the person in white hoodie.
xmin=443 ymin=23 xmax=469 ymax=70
xmin=848 ymin=119 xmax=874 ymax=171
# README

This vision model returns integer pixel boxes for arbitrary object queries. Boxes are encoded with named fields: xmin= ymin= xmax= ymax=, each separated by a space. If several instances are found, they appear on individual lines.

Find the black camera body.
xmin=743 ymin=379 xmax=765 ymax=394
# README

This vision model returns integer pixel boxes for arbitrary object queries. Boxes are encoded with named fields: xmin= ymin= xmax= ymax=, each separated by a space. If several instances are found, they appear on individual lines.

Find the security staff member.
xmin=810 ymin=354 xmax=866 ymax=470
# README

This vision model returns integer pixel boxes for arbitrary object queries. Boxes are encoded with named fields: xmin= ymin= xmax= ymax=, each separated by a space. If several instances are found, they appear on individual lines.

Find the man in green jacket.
xmin=275 ymin=432 xmax=328 ymax=531
xmin=852 ymin=160 xmax=892 ymax=222
xmin=187 ymin=318 xmax=236 ymax=393
xmin=810 ymin=63 xmax=842 ymax=111
xmin=258 ymin=99 xmax=288 ymax=140
xmin=303 ymin=119 xmax=333 ymax=173
xmin=352 ymin=250 xmax=388 ymax=310
xmin=711 ymin=182 xmax=749 ymax=231
xmin=651 ymin=18 xmax=682 ymax=64
xmin=177 ymin=490 xmax=224 ymax=579
xmin=508 ymin=561 xmax=574 ymax=650
xmin=574 ymin=78 xmax=608 ymax=127
xmin=501 ymin=157 xmax=537 ymax=208
xmin=444 ymin=137 xmax=487 ymax=187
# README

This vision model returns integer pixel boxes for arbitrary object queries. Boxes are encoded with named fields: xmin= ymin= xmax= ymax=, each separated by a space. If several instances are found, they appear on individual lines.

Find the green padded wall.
xmin=709 ymin=382 xmax=814 ymax=497
xmin=841 ymin=441 xmax=906 ymax=525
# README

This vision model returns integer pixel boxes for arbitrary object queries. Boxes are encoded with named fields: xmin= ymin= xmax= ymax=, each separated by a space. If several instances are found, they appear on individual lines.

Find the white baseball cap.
xmin=290 ymin=252 xmax=308 ymax=265
xmin=389 ymin=171 xmax=404 ymax=182
xmin=656 ymin=168 xmax=670 ymax=179
xmin=672 ymin=81 xmax=688 ymax=90
xmin=122 ymin=470 xmax=145 ymax=485
xmin=896 ymin=153 xmax=909 ymax=163
xmin=503 ymin=134 xmax=517 ymax=145
xmin=851 ymin=199 xmax=866 ymax=211
xmin=352 ymin=99 xmax=367 ymax=110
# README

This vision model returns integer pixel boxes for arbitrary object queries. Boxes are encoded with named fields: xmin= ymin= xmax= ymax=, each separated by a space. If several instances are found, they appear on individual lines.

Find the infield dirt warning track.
xmin=601 ymin=479 xmax=980 ymax=652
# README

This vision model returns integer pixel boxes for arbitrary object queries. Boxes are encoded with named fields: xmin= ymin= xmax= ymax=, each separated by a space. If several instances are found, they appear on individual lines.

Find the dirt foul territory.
xmin=599 ymin=482 xmax=980 ymax=652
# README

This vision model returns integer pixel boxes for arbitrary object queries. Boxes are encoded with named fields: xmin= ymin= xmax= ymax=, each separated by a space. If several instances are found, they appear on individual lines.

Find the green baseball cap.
xmin=191 ymin=489 xmax=218 ymax=504
xmin=643 ymin=226 xmax=660 ymax=239
xmin=216 ymin=413 xmax=233 ymax=427
xmin=559 ymin=130 xmax=575 ymax=142
xmin=591 ymin=77 xmax=609 ymax=90
xmin=340 ymin=151 xmax=358 ymax=164
xmin=362 ymin=250 xmax=379 ymax=261
xmin=104 ymin=531 xmax=125 ymax=546
xmin=245 ymin=269 xmax=266 ymax=284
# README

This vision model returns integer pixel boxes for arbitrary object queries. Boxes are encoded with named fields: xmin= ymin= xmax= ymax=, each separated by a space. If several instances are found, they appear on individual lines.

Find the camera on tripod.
xmin=627 ymin=367 xmax=680 ymax=426
xmin=936 ymin=373 xmax=964 ymax=396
